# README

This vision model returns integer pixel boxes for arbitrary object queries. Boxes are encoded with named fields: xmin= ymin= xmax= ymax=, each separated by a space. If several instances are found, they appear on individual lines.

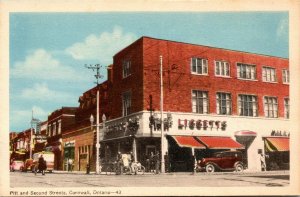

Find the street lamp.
xmin=90 ymin=112 xmax=106 ymax=175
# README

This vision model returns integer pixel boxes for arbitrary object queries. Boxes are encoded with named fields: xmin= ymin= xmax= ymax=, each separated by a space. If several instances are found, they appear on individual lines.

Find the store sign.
xmin=34 ymin=135 xmax=47 ymax=143
xmin=178 ymin=119 xmax=227 ymax=131
xmin=64 ymin=141 xmax=75 ymax=147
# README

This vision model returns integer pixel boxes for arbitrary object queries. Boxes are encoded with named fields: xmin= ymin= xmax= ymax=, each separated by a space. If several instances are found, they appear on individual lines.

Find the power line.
xmin=85 ymin=64 xmax=104 ymax=85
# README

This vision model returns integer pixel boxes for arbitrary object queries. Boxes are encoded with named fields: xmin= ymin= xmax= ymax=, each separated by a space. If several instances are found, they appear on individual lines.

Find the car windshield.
xmin=212 ymin=153 xmax=222 ymax=157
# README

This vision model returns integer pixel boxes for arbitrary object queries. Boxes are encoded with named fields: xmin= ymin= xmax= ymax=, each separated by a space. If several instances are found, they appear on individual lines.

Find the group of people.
xmin=145 ymin=152 xmax=161 ymax=174
xmin=116 ymin=151 xmax=136 ymax=174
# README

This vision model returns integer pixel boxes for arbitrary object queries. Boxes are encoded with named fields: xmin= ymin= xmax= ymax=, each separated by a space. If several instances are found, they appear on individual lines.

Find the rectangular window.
xmin=192 ymin=90 xmax=209 ymax=114
xmin=237 ymin=63 xmax=256 ymax=80
xmin=215 ymin=61 xmax=230 ymax=77
xmin=48 ymin=125 xmax=51 ymax=137
xmin=191 ymin=57 xmax=208 ymax=75
xmin=48 ymin=125 xmax=52 ymax=137
xmin=53 ymin=123 xmax=57 ymax=136
xmin=264 ymin=96 xmax=278 ymax=118
xmin=282 ymin=69 xmax=290 ymax=84
xmin=284 ymin=98 xmax=290 ymax=119
xmin=238 ymin=94 xmax=258 ymax=117
xmin=122 ymin=60 xmax=131 ymax=78
xmin=216 ymin=92 xmax=232 ymax=115
xmin=58 ymin=120 xmax=61 ymax=135
xmin=122 ymin=91 xmax=131 ymax=116
xmin=262 ymin=67 xmax=277 ymax=82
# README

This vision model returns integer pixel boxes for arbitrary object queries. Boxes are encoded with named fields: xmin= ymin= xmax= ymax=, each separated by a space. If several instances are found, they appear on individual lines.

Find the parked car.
xmin=22 ymin=159 xmax=34 ymax=172
xmin=198 ymin=150 xmax=244 ymax=173
xmin=10 ymin=160 xmax=24 ymax=172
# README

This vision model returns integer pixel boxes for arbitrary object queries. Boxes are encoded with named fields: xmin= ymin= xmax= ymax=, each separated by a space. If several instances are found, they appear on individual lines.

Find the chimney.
xmin=107 ymin=64 xmax=113 ymax=82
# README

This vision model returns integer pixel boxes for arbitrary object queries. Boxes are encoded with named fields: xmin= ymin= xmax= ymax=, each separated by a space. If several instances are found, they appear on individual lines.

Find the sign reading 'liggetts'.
xmin=178 ymin=119 xmax=227 ymax=131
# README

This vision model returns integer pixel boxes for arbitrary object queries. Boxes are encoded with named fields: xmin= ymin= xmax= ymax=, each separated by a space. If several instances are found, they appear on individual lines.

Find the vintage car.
xmin=10 ymin=160 xmax=24 ymax=172
xmin=22 ymin=159 xmax=34 ymax=172
xmin=198 ymin=150 xmax=244 ymax=173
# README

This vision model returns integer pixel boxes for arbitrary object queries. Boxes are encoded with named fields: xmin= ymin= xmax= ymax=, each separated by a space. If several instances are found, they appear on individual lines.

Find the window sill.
xmin=215 ymin=75 xmax=231 ymax=78
xmin=237 ymin=78 xmax=258 ymax=82
xmin=262 ymin=81 xmax=278 ymax=84
xmin=191 ymin=73 xmax=209 ymax=76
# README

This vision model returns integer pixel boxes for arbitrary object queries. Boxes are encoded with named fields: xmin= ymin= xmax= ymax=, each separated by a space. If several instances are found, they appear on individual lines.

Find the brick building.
xmin=98 ymin=36 xmax=289 ymax=172
xmin=62 ymin=83 xmax=109 ymax=172
xmin=46 ymin=107 xmax=77 ymax=170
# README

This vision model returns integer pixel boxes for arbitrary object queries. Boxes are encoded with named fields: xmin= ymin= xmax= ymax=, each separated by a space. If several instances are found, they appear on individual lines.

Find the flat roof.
xmin=115 ymin=36 xmax=288 ymax=60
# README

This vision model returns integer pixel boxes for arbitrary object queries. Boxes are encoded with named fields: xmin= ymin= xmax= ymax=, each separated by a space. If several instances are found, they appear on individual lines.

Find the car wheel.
xmin=205 ymin=164 xmax=215 ymax=173
xmin=235 ymin=163 xmax=243 ymax=172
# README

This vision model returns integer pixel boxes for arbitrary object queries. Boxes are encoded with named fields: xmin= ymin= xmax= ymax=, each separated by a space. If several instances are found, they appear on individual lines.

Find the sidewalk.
xmin=52 ymin=170 xmax=289 ymax=176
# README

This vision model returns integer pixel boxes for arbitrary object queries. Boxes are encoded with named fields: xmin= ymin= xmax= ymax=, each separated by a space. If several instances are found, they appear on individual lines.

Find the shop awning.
xmin=196 ymin=136 xmax=244 ymax=149
xmin=234 ymin=130 xmax=257 ymax=136
xmin=265 ymin=137 xmax=289 ymax=152
xmin=171 ymin=136 xmax=206 ymax=149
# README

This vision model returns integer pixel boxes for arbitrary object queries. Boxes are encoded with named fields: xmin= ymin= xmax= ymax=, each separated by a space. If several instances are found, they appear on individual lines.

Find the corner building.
xmin=100 ymin=37 xmax=289 ymax=172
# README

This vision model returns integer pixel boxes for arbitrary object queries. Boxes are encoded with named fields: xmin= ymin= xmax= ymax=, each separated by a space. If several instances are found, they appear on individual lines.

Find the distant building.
xmin=45 ymin=107 xmax=77 ymax=170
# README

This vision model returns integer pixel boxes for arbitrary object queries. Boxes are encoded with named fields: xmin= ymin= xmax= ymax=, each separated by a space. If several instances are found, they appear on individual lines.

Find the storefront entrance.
xmin=264 ymin=136 xmax=289 ymax=170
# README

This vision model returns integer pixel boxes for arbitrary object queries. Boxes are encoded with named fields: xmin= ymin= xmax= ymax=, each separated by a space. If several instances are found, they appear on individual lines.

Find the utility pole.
xmin=160 ymin=55 xmax=165 ymax=173
xmin=30 ymin=110 xmax=33 ymax=159
xmin=85 ymin=64 xmax=103 ymax=175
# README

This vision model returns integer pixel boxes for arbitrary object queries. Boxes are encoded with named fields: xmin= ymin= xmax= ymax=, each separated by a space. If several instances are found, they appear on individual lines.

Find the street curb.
xmin=52 ymin=170 xmax=289 ymax=176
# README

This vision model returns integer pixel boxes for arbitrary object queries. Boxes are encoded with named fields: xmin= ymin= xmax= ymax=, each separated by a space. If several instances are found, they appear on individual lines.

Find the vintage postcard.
xmin=0 ymin=0 xmax=299 ymax=196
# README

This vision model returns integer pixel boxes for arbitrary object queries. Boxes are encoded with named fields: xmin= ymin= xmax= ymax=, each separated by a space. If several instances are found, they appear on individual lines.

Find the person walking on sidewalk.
xmin=68 ymin=158 xmax=73 ymax=172
xmin=153 ymin=152 xmax=160 ymax=174
xmin=37 ymin=154 xmax=46 ymax=175
xmin=260 ymin=153 xmax=267 ymax=171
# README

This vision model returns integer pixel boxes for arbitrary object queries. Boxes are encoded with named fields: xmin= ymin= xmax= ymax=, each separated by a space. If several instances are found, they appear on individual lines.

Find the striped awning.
xmin=171 ymin=136 xmax=206 ymax=149
xmin=196 ymin=136 xmax=244 ymax=149
xmin=265 ymin=137 xmax=289 ymax=152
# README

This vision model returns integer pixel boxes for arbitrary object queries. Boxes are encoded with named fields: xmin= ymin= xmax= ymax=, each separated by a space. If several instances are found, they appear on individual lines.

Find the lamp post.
xmin=159 ymin=55 xmax=166 ymax=173
xmin=90 ymin=112 xmax=106 ymax=174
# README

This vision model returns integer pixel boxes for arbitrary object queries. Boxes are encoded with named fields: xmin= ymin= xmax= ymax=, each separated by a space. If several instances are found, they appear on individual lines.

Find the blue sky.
xmin=9 ymin=12 xmax=288 ymax=132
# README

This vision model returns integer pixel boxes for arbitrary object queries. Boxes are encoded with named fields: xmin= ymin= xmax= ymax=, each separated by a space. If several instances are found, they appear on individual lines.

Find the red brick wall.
xmin=110 ymin=39 xmax=144 ymax=119
xmin=142 ymin=37 xmax=289 ymax=117
xmin=108 ymin=37 xmax=288 ymax=119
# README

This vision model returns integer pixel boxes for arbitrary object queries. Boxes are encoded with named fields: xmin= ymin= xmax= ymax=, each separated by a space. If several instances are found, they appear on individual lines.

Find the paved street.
xmin=10 ymin=170 xmax=289 ymax=187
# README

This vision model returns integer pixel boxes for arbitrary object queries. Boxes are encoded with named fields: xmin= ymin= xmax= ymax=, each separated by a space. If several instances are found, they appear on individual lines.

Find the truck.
xmin=31 ymin=152 xmax=55 ymax=173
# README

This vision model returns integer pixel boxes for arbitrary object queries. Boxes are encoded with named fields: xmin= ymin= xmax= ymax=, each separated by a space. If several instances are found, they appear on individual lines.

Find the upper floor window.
xmin=123 ymin=60 xmax=131 ymax=78
xmin=122 ymin=91 xmax=131 ymax=116
xmin=284 ymin=98 xmax=290 ymax=119
xmin=238 ymin=94 xmax=258 ymax=117
xmin=192 ymin=90 xmax=209 ymax=114
xmin=262 ymin=67 xmax=277 ymax=82
xmin=48 ymin=125 xmax=52 ymax=137
xmin=282 ymin=69 xmax=290 ymax=84
xmin=191 ymin=57 xmax=208 ymax=75
xmin=58 ymin=120 xmax=62 ymax=135
xmin=237 ymin=63 xmax=256 ymax=80
xmin=215 ymin=61 xmax=230 ymax=77
xmin=216 ymin=92 xmax=232 ymax=115
xmin=264 ymin=96 xmax=278 ymax=118
xmin=53 ymin=122 xmax=57 ymax=136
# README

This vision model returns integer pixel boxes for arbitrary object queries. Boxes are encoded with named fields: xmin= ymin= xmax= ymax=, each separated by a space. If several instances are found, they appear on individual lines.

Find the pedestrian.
xmin=149 ymin=152 xmax=154 ymax=172
xmin=68 ymin=158 xmax=73 ymax=172
xmin=129 ymin=151 xmax=135 ymax=173
xmin=116 ymin=152 xmax=123 ymax=175
xmin=260 ymin=153 xmax=267 ymax=171
xmin=154 ymin=152 xmax=160 ymax=174
xmin=164 ymin=152 xmax=169 ymax=173
xmin=38 ymin=154 xmax=46 ymax=175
